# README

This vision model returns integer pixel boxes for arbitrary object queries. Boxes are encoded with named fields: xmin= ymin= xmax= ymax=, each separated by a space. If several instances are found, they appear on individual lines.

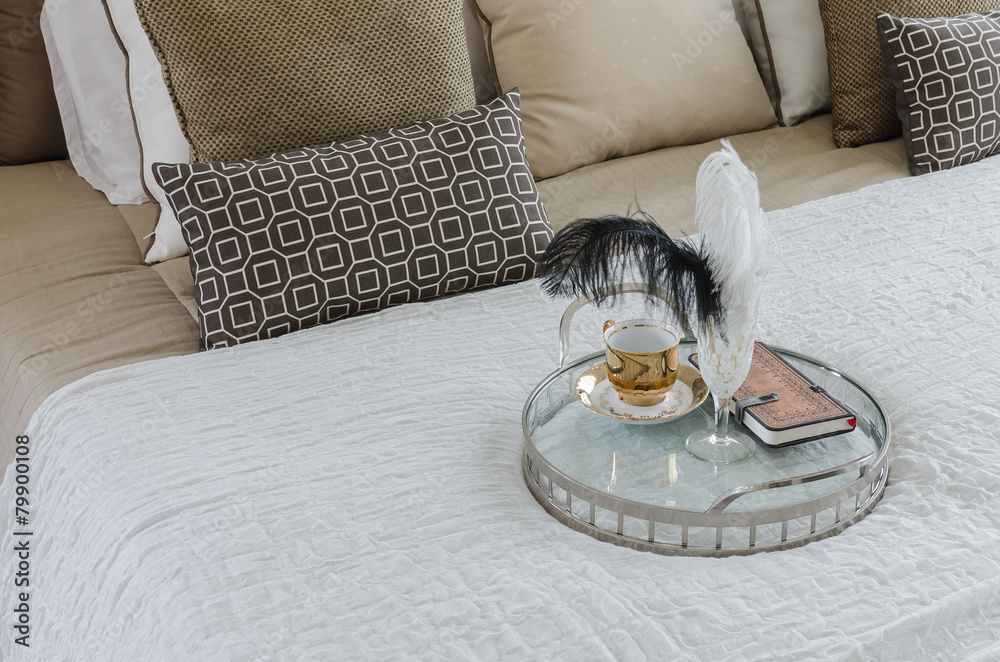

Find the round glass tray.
xmin=522 ymin=294 xmax=890 ymax=556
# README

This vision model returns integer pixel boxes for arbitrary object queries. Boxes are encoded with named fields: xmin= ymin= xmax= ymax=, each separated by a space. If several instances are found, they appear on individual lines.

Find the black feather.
xmin=536 ymin=215 xmax=722 ymax=335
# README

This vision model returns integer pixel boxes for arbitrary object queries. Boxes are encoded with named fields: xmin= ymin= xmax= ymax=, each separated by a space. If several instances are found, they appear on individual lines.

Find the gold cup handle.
xmin=603 ymin=320 xmax=616 ymax=333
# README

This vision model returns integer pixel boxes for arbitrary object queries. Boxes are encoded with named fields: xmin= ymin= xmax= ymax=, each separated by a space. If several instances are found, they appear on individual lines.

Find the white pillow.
xmin=739 ymin=0 xmax=831 ymax=126
xmin=103 ymin=0 xmax=190 ymax=263
xmin=40 ymin=0 xmax=146 ymax=205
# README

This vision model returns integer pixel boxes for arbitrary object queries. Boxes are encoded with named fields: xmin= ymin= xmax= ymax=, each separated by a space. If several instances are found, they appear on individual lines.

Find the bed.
xmin=3 ymin=0 xmax=1000 ymax=658
xmin=0 ymin=0 xmax=918 ymax=467
xmin=4 ymin=157 xmax=1000 ymax=660
xmin=0 ymin=116 xmax=909 ymax=469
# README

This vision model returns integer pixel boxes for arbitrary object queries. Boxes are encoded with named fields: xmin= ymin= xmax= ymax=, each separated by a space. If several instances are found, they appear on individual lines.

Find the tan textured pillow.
xmin=818 ymin=0 xmax=997 ymax=148
xmin=133 ymin=0 xmax=476 ymax=163
xmin=475 ymin=0 xmax=776 ymax=180
xmin=0 ymin=0 xmax=68 ymax=165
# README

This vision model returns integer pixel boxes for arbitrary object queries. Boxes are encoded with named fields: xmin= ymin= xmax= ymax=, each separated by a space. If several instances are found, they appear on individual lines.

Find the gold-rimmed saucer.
xmin=574 ymin=363 xmax=709 ymax=425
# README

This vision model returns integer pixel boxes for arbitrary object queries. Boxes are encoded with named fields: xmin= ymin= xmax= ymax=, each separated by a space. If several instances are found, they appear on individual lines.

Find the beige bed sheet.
xmin=0 ymin=162 xmax=199 ymax=467
xmin=0 ymin=114 xmax=909 ymax=467
xmin=538 ymin=114 xmax=908 ymax=236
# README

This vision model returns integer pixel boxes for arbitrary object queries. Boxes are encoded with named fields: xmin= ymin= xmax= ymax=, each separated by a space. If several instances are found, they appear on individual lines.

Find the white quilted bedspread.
xmin=4 ymin=158 xmax=1000 ymax=661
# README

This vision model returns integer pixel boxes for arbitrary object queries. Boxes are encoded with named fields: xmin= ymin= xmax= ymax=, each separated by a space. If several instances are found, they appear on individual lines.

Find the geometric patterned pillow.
xmin=878 ymin=10 xmax=1000 ymax=174
xmin=153 ymin=90 xmax=552 ymax=349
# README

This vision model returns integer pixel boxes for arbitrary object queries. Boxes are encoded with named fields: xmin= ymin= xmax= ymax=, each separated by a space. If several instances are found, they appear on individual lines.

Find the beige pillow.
xmin=818 ymin=0 xmax=997 ymax=148
xmin=134 ymin=0 xmax=476 ymax=163
xmin=475 ymin=0 xmax=776 ymax=180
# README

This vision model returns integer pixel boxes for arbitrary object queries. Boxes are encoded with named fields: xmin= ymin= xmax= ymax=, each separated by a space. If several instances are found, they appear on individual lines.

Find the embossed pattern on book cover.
xmin=735 ymin=343 xmax=850 ymax=429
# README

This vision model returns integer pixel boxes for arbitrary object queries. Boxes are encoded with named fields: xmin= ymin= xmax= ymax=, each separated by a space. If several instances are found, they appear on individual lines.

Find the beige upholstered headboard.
xmin=0 ymin=0 xmax=67 ymax=165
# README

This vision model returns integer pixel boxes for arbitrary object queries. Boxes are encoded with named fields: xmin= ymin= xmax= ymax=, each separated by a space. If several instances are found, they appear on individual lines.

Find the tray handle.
xmin=558 ymin=283 xmax=678 ymax=369
xmin=707 ymin=453 xmax=874 ymax=514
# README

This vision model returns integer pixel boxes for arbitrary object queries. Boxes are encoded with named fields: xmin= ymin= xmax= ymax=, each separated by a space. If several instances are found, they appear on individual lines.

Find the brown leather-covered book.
xmin=692 ymin=342 xmax=857 ymax=447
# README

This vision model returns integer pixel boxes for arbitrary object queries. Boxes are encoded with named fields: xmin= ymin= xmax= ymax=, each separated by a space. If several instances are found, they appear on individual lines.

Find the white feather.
xmin=694 ymin=140 xmax=770 ymax=337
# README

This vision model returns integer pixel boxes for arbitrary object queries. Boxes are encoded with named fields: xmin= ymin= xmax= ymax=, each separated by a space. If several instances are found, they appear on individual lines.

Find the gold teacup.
xmin=603 ymin=319 xmax=681 ymax=406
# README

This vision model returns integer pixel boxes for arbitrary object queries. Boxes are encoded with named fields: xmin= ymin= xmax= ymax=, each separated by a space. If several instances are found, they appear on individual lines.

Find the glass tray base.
xmin=522 ymin=343 xmax=890 ymax=556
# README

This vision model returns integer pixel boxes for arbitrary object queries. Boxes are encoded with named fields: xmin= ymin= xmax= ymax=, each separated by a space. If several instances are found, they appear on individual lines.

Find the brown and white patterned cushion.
xmin=878 ymin=10 xmax=1000 ymax=175
xmin=154 ymin=91 xmax=552 ymax=349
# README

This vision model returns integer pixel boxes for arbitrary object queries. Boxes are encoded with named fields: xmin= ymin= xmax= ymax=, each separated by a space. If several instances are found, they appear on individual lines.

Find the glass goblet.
xmin=685 ymin=316 xmax=757 ymax=464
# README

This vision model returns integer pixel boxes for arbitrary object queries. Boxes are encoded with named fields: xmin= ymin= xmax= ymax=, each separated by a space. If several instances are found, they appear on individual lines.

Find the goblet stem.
xmin=715 ymin=395 xmax=732 ymax=441
xmin=686 ymin=393 xmax=754 ymax=463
